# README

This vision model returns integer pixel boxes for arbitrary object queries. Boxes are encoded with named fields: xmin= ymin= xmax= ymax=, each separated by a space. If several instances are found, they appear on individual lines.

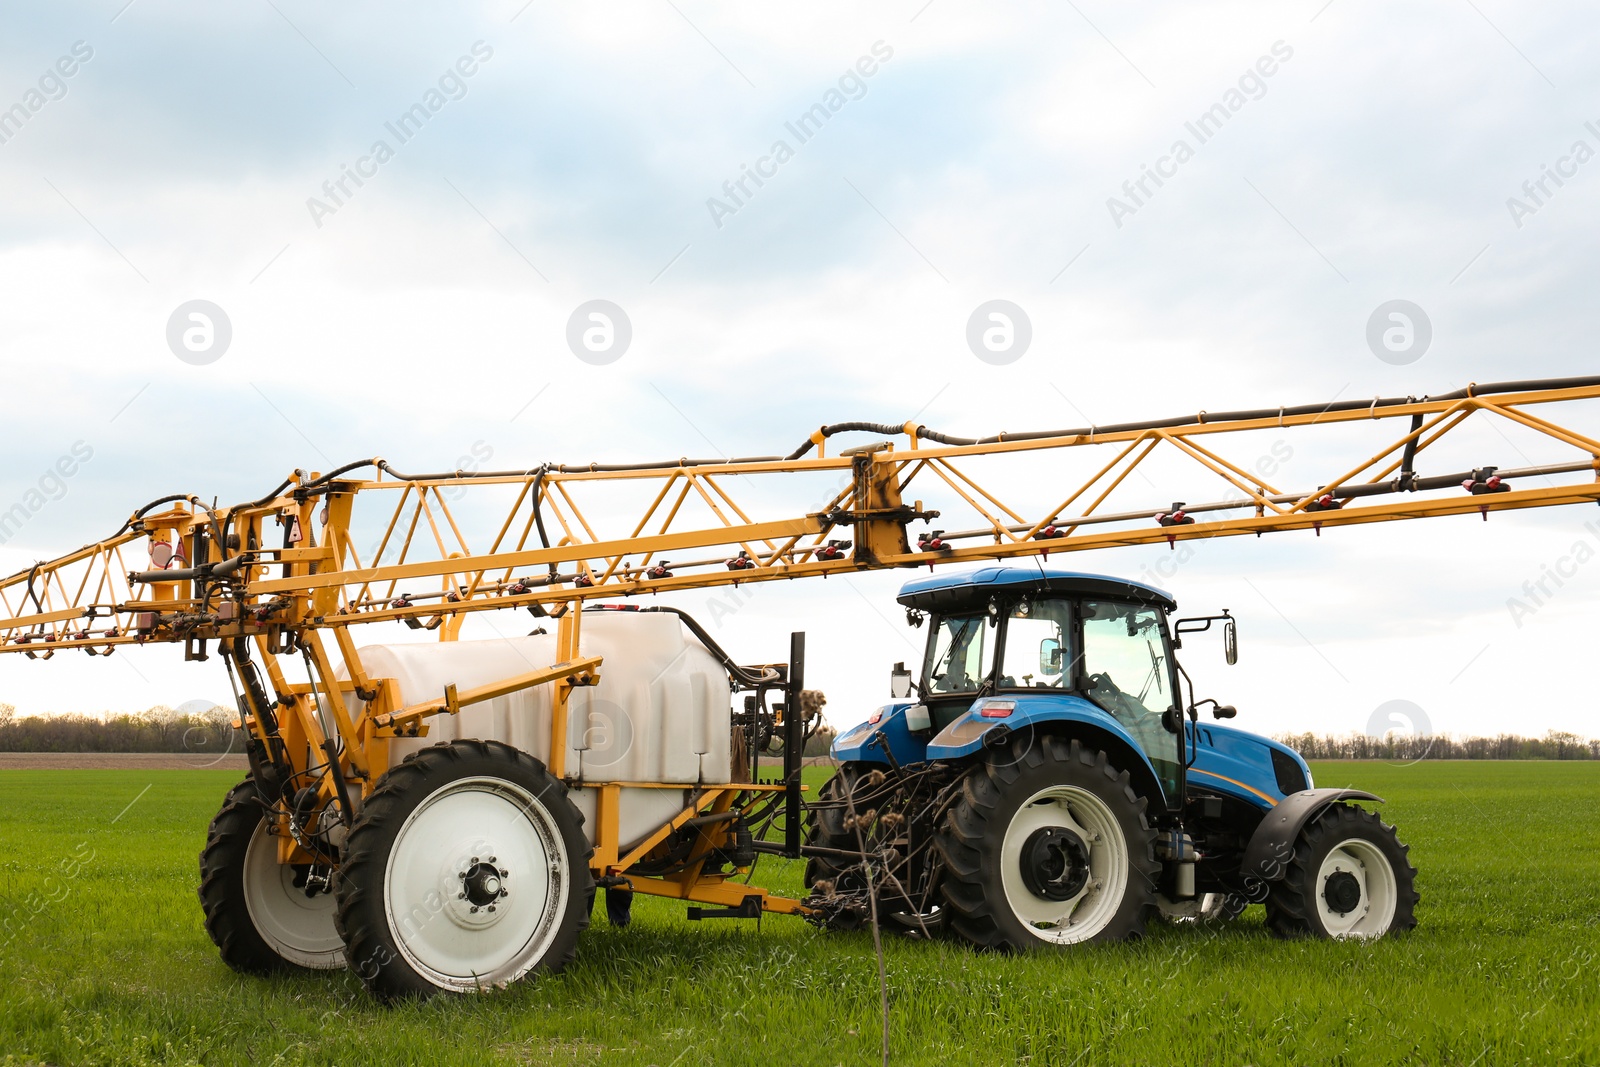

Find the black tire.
xmin=936 ymin=736 xmax=1159 ymax=951
xmin=198 ymin=779 xmax=345 ymax=974
xmin=803 ymin=762 xmax=876 ymax=891
xmin=1264 ymin=802 xmax=1419 ymax=940
xmin=334 ymin=739 xmax=593 ymax=1001
xmin=803 ymin=762 xmax=934 ymax=933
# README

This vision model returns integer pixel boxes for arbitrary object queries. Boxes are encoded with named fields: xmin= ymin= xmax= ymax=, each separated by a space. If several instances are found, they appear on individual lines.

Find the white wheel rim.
xmin=999 ymin=785 xmax=1129 ymax=944
xmin=241 ymin=821 xmax=345 ymax=969
xmin=383 ymin=776 xmax=570 ymax=991
xmin=1314 ymin=838 xmax=1398 ymax=939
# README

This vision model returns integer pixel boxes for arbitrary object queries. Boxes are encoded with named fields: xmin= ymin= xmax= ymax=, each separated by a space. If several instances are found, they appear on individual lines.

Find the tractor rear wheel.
xmin=198 ymin=779 xmax=346 ymax=974
xmin=1264 ymin=802 xmax=1418 ymax=939
xmin=334 ymin=739 xmax=593 ymax=1001
xmin=803 ymin=762 xmax=876 ymax=892
xmin=936 ymin=736 xmax=1158 ymax=950
xmin=804 ymin=762 xmax=936 ymax=933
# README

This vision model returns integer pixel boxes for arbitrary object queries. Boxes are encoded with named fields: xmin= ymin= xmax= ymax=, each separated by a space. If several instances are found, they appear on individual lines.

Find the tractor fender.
xmin=1241 ymin=788 xmax=1384 ymax=881
xmin=927 ymin=694 xmax=1173 ymax=812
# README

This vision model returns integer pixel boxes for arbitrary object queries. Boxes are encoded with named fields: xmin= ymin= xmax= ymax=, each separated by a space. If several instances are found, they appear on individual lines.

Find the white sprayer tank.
xmin=348 ymin=610 xmax=734 ymax=853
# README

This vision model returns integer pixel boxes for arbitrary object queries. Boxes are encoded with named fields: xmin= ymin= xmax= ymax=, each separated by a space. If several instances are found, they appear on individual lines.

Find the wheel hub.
xmin=462 ymin=859 xmax=508 ymax=908
xmin=442 ymin=848 xmax=513 ymax=929
xmin=1019 ymin=826 xmax=1091 ymax=901
xmin=1322 ymin=868 xmax=1362 ymax=915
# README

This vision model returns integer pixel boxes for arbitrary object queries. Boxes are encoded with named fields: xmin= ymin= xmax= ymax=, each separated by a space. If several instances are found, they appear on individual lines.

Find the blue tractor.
xmin=802 ymin=566 xmax=1418 ymax=945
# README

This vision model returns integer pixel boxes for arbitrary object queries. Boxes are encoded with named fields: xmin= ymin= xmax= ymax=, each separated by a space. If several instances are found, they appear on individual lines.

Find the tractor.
xmin=803 ymin=565 xmax=1419 ymax=944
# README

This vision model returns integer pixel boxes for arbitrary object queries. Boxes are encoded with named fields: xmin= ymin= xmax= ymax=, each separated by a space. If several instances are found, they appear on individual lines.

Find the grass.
xmin=0 ymin=762 xmax=1596 ymax=1066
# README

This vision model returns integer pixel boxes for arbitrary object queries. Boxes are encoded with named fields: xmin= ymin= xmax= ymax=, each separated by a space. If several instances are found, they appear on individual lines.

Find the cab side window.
xmin=997 ymin=599 xmax=1072 ymax=689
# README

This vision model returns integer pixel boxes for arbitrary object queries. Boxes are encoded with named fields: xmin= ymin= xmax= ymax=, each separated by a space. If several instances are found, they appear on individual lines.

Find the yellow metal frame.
xmin=3 ymin=379 xmax=1599 ymax=912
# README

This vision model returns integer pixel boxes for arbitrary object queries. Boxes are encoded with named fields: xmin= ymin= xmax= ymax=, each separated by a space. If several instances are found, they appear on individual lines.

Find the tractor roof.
xmin=896 ymin=565 xmax=1176 ymax=612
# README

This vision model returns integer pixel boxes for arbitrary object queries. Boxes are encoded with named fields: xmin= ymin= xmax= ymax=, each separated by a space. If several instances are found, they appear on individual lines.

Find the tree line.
xmin=0 ymin=704 xmax=236 ymax=754
xmin=2 ymin=702 xmax=1593 ymax=759
xmin=1275 ymin=730 xmax=1600 ymax=761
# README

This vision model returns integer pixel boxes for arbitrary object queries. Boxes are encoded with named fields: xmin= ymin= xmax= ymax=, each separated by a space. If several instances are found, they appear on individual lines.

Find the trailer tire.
xmin=198 ymin=779 xmax=346 ymax=974
xmin=1264 ymin=802 xmax=1417 ymax=940
xmin=936 ymin=736 xmax=1158 ymax=950
xmin=334 ymin=739 xmax=592 ymax=1001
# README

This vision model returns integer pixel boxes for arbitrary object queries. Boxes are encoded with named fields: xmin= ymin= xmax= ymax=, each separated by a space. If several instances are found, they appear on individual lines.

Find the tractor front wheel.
xmin=198 ymin=779 xmax=346 ymax=974
xmin=936 ymin=736 xmax=1158 ymax=950
xmin=334 ymin=739 xmax=593 ymax=1001
xmin=1264 ymin=802 xmax=1418 ymax=939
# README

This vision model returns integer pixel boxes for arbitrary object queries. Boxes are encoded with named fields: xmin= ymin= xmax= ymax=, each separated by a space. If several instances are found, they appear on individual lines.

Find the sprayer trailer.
xmin=5 ymin=375 xmax=1599 ymax=998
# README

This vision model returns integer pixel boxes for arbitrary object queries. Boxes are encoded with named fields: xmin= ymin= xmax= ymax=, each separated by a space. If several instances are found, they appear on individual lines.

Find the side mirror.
xmin=1212 ymin=704 xmax=1237 ymax=719
xmin=890 ymin=661 xmax=913 ymax=699
xmin=1173 ymin=611 xmax=1234 ymax=659
xmin=1039 ymin=638 xmax=1063 ymax=676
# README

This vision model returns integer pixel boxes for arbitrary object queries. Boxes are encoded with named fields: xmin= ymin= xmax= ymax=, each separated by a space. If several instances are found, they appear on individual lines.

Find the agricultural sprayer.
xmin=4 ymin=375 xmax=1598 ymax=999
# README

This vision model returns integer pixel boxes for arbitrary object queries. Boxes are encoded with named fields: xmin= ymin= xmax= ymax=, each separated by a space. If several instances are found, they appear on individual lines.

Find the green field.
xmin=0 ymin=762 xmax=1596 ymax=1066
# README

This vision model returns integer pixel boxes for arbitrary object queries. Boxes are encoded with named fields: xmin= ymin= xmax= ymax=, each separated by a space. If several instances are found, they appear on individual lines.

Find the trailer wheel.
xmin=936 ymin=736 xmax=1158 ymax=950
xmin=198 ymin=779 xmax=346 ymax=974
xmin=1264 ymin=802 xmax=1418 ymax=940
xmin=335 ymin=739 xmax=593 ymax=1001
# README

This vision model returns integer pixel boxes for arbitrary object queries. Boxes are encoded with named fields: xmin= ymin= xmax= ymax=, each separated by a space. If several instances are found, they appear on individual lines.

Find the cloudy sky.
xmin=2 ymin=0 xmax=1598 ymax=743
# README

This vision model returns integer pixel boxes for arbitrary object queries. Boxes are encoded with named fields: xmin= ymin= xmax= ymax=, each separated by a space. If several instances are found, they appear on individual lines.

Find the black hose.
xmin=782 ymin=374 xmax=1600 ymax=457
xmin=586 ymin=604 xmax=777 ymax=688
xmin=128 ymin=554 xmax=247 ymax=585
xmin=107 ymin=493 xmax=197 ymax=537
xmin=258 ymin=374 xmax=1600 ymax=480
xmin=20 ymin=372 xmax=1599 ymax=593
xmin=293 ymin=459 xmax=381 ymax=494
xmin=530 ymin=467 xmax=557 ymax=578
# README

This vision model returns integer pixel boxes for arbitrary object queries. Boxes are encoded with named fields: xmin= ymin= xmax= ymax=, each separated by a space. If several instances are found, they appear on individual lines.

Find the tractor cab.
xmin=831 ymin=565 xmax=1301 ymax=818
xmin=909 ymin=569 xmax=1175 ymax=732
xmin=900 ymin=567 xmax=1184 ymax=799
